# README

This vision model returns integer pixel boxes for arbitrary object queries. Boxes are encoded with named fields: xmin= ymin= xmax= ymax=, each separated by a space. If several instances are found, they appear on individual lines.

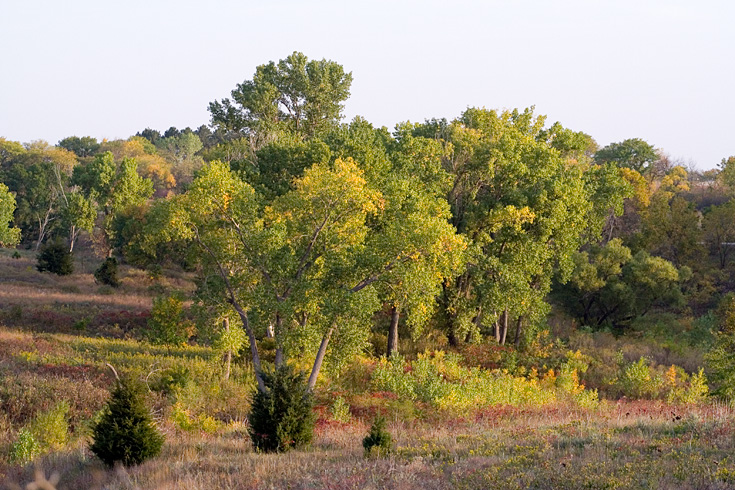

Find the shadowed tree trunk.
xmin=223 ymin=318 xmax=232 ymax=381
xmin=387 ymin=305 xmax=400 ymax=357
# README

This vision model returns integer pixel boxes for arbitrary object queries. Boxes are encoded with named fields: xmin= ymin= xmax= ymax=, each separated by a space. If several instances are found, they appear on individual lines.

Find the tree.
xmin=718 ymin=156 xmax=735 ymax=192
xmin=557 ymin=239 xmax=687 ymax=328
xmin=90 ymin=377 xmax=164 ymax=467
xmin=0 ymin=182 xmax=21 ymax=247
xmin=61 ymin=190 xmax=96 ymax=252
xmin=422 ymin=108 xmax=625 ymax=346
xmin=638 ymin=190 xmax=702 ymax=268
xmin=57 ymin=136 xmax=100 ymax=158
xmin=703 ymin=201 xmax=735 ymax=268
xmin=149 ymin=152 xmax=464 ymax=393
xmin=2 ymin=142 xmax=78 ymax=248
xmin=594 ymin=138 xmax=658 ymax=175
xmin=209 ymin=52 xmax=353 ymax=147
xmin=73 ymin=152 xmax=154 ymax=256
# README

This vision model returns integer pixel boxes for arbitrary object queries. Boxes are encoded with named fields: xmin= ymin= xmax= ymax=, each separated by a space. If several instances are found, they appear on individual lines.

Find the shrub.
xmin=248 ymin=365 xmax=315 ymax=453
xmin=330 ymin=395 xmax=351 ymax=423
xmin=145 ymin=295 xmax=195 ymax=346
xmin=94 ymin=257 xmax=120 ymax=287
xmin=9 ymin=429 xmax=41 ymax=464
xmin=90 ymin=377 xmax=164 ymax=467
xmin=616 ymin=357 xmax=663 ymax=399
xmin=363 ymin=415 xmax=392 ymax=457
xmin=28 ymin=401 xmax=69 ymax=451
xmin=36 ymin=239 xmax=74 ymax=275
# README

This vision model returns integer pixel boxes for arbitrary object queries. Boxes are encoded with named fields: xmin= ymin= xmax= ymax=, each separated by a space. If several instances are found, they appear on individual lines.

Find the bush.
xmin=90 ymin=377 xmax=164 ymax=467
xmin=36 ymin=239 xmax=74 ymax=275
xmin=363 ymin=415 xmax=392 ymax=457
xmin=330 ymin=395 xmax=351 ymax=423
xmin=145 ymin=295 xmax=195 ymax=346
xmin=248 ymin=365 xmax=315 ymax=453
xmin=28 ymin=401 xmax=69 ymax=451
xmin=94 ymin=257 xmax=120 ymax=287
xmin=9 ymin=429 xmax=41 ymax=464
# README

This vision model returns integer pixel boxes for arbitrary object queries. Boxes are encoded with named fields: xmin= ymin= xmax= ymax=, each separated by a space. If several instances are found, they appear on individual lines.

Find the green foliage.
xmin=36 ymin=238 xmax=74 ymax=275
xmin=557 ymin=240 xmax=685 ymax=329
xmin=90 ymin=377 xmax=164 ymax=467
xmin=28 ymin=401 xmax=70 ymax=451
xmin=370 ymin=351 xmax=590 ymax=409
xmin=617 ymin=357 xmax=663 ymax=399
xmin=57 ymin=136 xmax=100 ymax=158
xmin=94 ymin=257 xmax=120 ymax=287
xmin=706 ymin=294 xmax=735 ymax=400
xmin=145 ymin=295 xmax=195 ymax=346
xmin=363 ymin=415 xmax=392 ymax=457
xmin=248 ymin=365 xmax=315 ymax=452
xmin=0 ymin=182 xmax=21 ymax=247
xmin=594 ymin=138 xmax=658 ymax=174
xmin=209 ymin=51 xmax=353 ymax=144
xmin=330 ymin=395 xmax=351 ymax=423
xmin=9 ymin=429 xmax=41 ymax=464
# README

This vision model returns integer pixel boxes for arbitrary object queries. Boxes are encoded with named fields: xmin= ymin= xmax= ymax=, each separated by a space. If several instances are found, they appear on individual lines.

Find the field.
xmin=1 ymin=251 xmax=734 ymax=489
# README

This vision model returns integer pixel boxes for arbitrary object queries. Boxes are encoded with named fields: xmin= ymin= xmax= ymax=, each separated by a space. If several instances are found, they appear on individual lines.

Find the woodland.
xmin=2 ymin=52 xmax=735 ymax=489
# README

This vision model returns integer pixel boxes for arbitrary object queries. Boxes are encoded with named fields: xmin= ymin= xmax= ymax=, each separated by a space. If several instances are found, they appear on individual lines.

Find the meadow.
xmin=1 ymin=250 xmax=733 ymax=490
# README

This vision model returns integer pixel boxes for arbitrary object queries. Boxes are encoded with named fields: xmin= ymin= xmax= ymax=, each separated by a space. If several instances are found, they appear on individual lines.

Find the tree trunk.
xmin=223 ymin=318 xmax=232 ymax=381
xmin=307 ymin=326 xmax=334 ymax=392
xmin=494 ymin=311 xmax=500 ymax=343
xmin=387 ymin=305 xmax=400 ymax=357
xmin=231 ymin=302 xmax=265 ymax=392
xmin=514 ymin=315 xmax=523 ymax=347
xmin=499 ymin=309 xmax=508 ymax=346
xmin=274 ymin=313 xmax=284 ymax=367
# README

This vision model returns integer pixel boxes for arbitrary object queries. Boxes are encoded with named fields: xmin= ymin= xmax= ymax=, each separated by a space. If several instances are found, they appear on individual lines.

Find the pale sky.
xmin=1 ymin=0 xmax=733 ymax=169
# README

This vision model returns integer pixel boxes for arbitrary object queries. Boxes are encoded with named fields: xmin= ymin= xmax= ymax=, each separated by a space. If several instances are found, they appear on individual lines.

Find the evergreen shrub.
xmin=94 ymin=257 xmax=120 ymax=287
xmin=36 ymin=239 xmax=73 ymax=275
xmin=363 ymin=415 xmax=392 ymax=457
xmin=248 ymin=365 xmax=315 ymax=452
xmin=90 ymin=377 xmax=164 ymax=467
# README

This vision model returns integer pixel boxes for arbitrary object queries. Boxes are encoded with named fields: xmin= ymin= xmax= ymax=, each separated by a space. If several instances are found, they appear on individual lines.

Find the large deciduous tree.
xmin=208 ymin=52 xmax=353 ymax=147
xmin=594 ymin=138 xmax=658 ymax=175
xmin=420 ymin=108 xmax=628 ymax=346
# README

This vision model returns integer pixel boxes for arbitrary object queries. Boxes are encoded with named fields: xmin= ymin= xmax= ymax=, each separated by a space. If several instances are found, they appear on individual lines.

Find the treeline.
xmin=1 ymin=52 xmax=735 ymax=393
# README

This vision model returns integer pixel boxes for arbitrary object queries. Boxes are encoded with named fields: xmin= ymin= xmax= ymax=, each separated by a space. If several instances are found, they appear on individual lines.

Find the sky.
xmin=1 ymin=0 xmax=733 ymax=170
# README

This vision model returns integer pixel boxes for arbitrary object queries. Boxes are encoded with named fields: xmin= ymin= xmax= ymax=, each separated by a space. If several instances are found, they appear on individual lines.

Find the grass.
xmin=1 ymin=249 xmax=732 ymax=489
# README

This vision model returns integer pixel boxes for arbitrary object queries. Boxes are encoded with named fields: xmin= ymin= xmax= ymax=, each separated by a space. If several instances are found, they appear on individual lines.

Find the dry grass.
xmin=4 ymin=401 xmax=735 ymax=489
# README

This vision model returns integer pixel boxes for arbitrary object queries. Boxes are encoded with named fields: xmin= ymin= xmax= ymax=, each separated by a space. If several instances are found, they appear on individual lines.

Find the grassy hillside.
xmin=1 ymin=251 xmax=733 ymax=489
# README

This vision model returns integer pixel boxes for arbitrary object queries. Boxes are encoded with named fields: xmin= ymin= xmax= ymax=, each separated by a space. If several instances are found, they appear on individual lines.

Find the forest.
xmin=2 ymin=52 xmax=735 ymax=489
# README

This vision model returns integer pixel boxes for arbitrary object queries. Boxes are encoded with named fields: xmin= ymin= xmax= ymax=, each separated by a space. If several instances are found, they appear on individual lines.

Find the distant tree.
xmin=0 ymin=182 xmax=21 ymax=247
xmin=57 ymin=136 xmax=100 ymax=158
xmin=37 ymin=238 xmax=74 ymax=275
xmin=209 ymin=51 xmax=353 ymax=147
xmin=3 ymin=142 xmax=78 ymax=248
xmin=595 ymin=138 xmax=658 ymax=175
xmin=639 ymin=191 xmax=702 ymax=268
xmin=61 ymin=190 xmax=96 ymax=252
xmin=718 ymin=156 xmax=735 ymax=192
xmin=703 ymin=201 xmax=735 ymax=268
xmin=136 ymin=128 xmax=162 ymax=146
xmin=558 ymin=239 xmax=687 ymax=328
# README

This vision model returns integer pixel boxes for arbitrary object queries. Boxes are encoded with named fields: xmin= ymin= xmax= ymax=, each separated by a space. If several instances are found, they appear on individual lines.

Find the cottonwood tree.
xmin=594 ymin=138 xmax=658 ymax=175
xmin=149 ymin=155 xmax=464 ymax=392
xmin=421 ymin=108 xmax=627 ymax=346
xmin=209 ymin=51 xmax=353 ymax=147
xmin=558 ymin=239 xmax=688 ymax=328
